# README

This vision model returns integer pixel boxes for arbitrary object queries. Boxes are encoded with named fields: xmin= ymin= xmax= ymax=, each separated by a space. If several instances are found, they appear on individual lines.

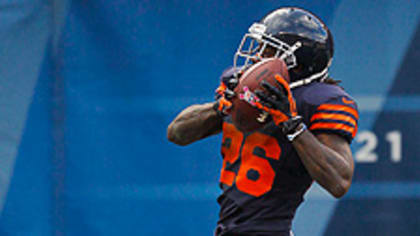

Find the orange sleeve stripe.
xmin=317 ymin=104 xmax=359 ymax=119
xmin=310 ymin=113 xmax=357 ymax=127
xmin=310 ymin=122 xmax=356 ymax=138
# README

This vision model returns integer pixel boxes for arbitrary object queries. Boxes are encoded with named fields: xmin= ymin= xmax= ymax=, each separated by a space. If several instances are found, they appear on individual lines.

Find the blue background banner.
xmin=0 ymin=0 xmax=419 ymax=235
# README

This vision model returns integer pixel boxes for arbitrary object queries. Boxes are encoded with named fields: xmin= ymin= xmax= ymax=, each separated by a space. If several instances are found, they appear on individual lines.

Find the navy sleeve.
xmin=308 ymin=95 xmax=359 ymax=143
xmin=293 ymin=82 xmax=359 ymax=143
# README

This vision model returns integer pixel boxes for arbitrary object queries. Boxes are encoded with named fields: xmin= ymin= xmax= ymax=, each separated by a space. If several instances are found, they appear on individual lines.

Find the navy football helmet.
xmin=234 ymin=7 xmax=334 ymax=88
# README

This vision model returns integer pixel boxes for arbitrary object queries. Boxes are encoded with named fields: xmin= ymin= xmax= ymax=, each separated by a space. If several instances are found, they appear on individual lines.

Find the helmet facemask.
xmin=233 ymin=23 xmax=302 ymax=73
xmin=234 ymin=22 xmax=333 ymax=88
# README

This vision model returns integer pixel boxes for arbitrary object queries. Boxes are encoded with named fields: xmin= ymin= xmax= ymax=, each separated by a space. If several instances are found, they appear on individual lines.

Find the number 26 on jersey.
xmin=220 ymin=123 xmax=281 ymax=197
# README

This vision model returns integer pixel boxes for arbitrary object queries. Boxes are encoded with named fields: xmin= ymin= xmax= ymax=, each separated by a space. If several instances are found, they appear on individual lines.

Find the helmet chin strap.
xmin=289 ymin=65 xmax=330 ymax=89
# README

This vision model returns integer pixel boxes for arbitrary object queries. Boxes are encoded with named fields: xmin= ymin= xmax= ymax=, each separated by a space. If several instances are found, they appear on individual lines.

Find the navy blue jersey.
xmin=216 ymin=71 xmax=359 ymax=234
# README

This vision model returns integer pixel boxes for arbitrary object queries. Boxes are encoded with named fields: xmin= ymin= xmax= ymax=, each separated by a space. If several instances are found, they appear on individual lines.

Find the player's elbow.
xmin=167 ymin=123 xmax=189 ymax=146
xmin=330 ymin=187 xmax=347 ymax=199
xmin=167 ymin=123 xmax=181 ymax=144
xmin=329 ymin=179 xmax=351 ymax=199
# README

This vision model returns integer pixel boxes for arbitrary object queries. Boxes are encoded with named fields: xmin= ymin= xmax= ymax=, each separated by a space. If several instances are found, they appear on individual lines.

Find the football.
xmin=230 ymin=58 xmax=290 ymax=132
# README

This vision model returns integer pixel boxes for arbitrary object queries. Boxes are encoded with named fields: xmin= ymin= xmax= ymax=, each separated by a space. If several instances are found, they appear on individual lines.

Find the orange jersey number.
xmin=220 ymin=123 xmax=281 ymax=197
xmin=220 ymin=123 xmax=244 ymax=186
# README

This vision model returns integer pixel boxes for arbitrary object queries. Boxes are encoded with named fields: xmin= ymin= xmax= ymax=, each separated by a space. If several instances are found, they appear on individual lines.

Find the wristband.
xmin=286 ymin=123 xmax=307 ymax=141
xmin=281 ymin=116 xmax=303 ymax=134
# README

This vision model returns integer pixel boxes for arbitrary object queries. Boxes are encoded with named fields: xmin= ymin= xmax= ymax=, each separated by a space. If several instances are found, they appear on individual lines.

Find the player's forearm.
xmin=292 ymin=130 xmax=353 ymax=198
xmin=167 ymin=102 xmax=222 ymax=146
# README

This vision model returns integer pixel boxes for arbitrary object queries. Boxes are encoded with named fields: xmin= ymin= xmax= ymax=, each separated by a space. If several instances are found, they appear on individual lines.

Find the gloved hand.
xmin=254 ymin=74 xmax=305 ymax=138
xmin=213 ymin=68 xmax=241 ymax=116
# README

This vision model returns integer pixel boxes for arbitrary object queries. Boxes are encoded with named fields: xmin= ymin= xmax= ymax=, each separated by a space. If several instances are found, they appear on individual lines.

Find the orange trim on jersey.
xmin=310 ymin=113 xmax=357 ymax=127
xmin=317 ymin=104 xmax=359 ymax=120
xmin=310 ymin=122 xmax=356 ymax=138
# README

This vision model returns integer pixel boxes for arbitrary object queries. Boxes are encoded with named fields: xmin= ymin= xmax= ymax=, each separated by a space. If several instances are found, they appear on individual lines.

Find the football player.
xmin=167 ymin=7 xmax=358 ymax=236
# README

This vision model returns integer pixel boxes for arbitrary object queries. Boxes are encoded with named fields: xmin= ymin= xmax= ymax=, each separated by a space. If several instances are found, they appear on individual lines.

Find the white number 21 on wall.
xmin=355 ymin=130 xmax=402 ymax=163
